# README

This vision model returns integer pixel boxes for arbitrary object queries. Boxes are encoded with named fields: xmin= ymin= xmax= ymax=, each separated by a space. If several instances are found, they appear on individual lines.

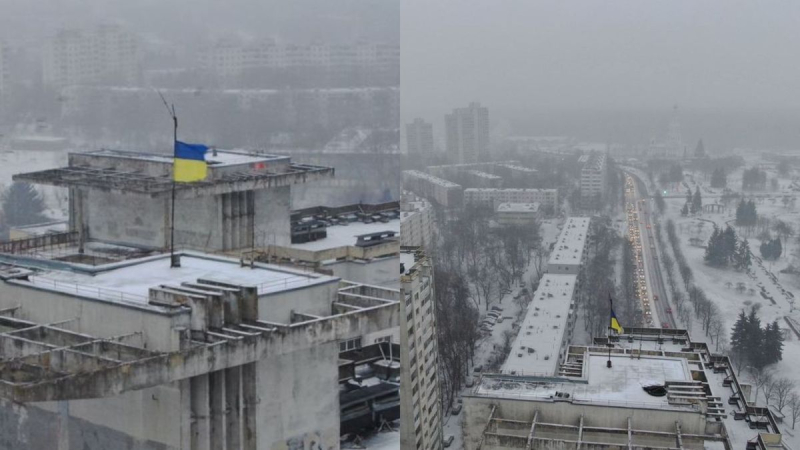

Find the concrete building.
xmin=13 ymin=148 xmax=333 ymax=252
xmin=401 ymin=194 xmax=435 ymax=250
xmin=197 ymin=40 xmax=399 ymax=82
xmin=494 ymin=163 xmax=538 ymax=184
xmin=501 ymin=273 xmax=577 ymax=376
xmin=0 ymin=250 xmax=398 ymax=450
xmin=445 ymin=102 xmax=490 ymax=164
xmin=252 ymin=203 xmax=401 ymax=289
xmin=402 ymin=170 xmax=463 ymax=208
xmin=406 ymin=118 xmax=434 ymax=159
xmin=462 ymin=328 xmax=784 ymax=450
xmin=464 ymin=170 xmax=503 ymax=188
xmin=579 ymin=151 xmax=608 ymax=207
xmin=495 ymin=202 xmax=539 ymax=226
xmin=547 ymin=217 xmax=591 ymax=275
xmin=463 ymin=188 xmax=558 ymax=210
xmin=400 ymin=250 xmax=443 ymax=450
xmin=43 ymin=25 xmax=139 ymax=88
xmin=0 ymin=148 xmax=400 ymax=449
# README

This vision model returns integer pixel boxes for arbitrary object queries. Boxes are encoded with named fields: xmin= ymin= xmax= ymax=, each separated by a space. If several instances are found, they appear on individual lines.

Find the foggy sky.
xmin=401 ymin=1 xmax=800 ymax=128
xmin=0 ymin=0 xmax=398 ymax=45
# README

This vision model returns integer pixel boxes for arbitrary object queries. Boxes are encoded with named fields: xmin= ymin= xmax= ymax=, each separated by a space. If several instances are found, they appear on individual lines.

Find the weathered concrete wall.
xmin=257 ymin=341 xmax=340 ymax=450
xmin=0 ymin=280 xmax=189 ymax=352
xmin=0 ymin=397 xmax=177 ymax=450
xmin=463 ymin=396 xmax=708 ymax=450
xmin=83 ymin=190 xmax=168 ymax=248
xmin=324 ymin=256 xmax=399 ymax=289
xmin=254 ymin=187 xmax=291 ymax=247
xmin=258 ymin=279 xmax=340 ymax=324
xmin=175 ymin=196 xmax=223 ymax=251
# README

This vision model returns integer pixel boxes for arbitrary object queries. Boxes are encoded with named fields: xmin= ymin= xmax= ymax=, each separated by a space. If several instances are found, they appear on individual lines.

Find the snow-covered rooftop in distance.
xmin=290 ymin=219 xmax=400 ymax=252
xmin=480 ymin=354 xmax=692 ymax=410
xmin=400 ymin=197 xmax=431 ymax=222
xmin=402 ymin=170 xmax=461 ymax=188
xmin=466 ymin=170 xmax=502 ymax=180
xmin=85 ymin=148 xmax=283 ymax=167
xmin=23 ymin=252 xmax=336 ymax=305
xmin=548 ymin=217 xmax=591 ymax=267
xmin=464 ymin=188 xmax=556 ymax=194
xmin=502 ymin=274 xmax=576 ymax=376
xmin=497 ymin=202 xmax=539 ymax=213
xmin=400 ymin=251 xmax=417 ymax=275
xmin=496 ymin=163 xmax=538 ymax=173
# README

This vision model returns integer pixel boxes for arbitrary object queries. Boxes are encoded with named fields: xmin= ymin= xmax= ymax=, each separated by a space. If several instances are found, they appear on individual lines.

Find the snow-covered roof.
xmin=402 ymin=170 xmax=461 ymax=188
xmin=548 ymin=217 xmax=591 ymax=267
xmin=466 ymin=170 xmax=502 ymax=180
xmin=464 ymin=188 xmax=556 ymax=194
xmin=502 ymin=274 xmax=576 ymax=376
xmin=84 ymin=148 xmax=282 ymax=167
xmin=22 ymin=252 xmax=336 ymax=305
xmin=290 ymin=219 xmax=400 ymax=252
xmin=496 ymin=163 xmax=538 ymax=173
xmin=497 ymin=202 xmax=539 ymax=213
xmin=481 ymin=354 xmax=692 ymax=409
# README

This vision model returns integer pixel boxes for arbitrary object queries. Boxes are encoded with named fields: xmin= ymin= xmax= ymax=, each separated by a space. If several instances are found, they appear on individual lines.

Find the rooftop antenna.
xmin=157 ymin=90 xmax=180 ymax=268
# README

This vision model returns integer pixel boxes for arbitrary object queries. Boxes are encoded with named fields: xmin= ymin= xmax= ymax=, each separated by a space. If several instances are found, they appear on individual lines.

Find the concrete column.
xmin=225 ymin=366 xmax=242 ymax=450
xmin=190 ymin=375 xmax=211 ymax=450
xmin=241 ymin=363 xmax=258 ymax=450
xmin=209 ymin=370 xmax=225 ymax=450
xmin=57 ymin=401 xmax=69 ymax=450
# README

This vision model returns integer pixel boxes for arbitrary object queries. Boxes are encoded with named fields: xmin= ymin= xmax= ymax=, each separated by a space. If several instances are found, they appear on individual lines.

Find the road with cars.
xmin=624 ymin=172 xmax=676 ymax=329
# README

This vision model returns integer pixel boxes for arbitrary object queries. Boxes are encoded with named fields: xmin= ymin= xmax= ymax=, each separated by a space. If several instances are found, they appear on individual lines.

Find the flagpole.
xmin=607 ymin=293 xmax=613 ymax=368
xmin=170 ymin=105 xmax=180 ymax=268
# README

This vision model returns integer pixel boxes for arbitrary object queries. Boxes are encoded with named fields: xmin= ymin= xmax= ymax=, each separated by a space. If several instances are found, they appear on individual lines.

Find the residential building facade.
xmin=445 ymin=102 xmax=490 ymax=164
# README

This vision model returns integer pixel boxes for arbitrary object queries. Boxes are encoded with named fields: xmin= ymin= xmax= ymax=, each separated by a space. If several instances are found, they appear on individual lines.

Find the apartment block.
xmin=445 ymin=102 xmax=490 ymax=164
xmin=400 ymin=251 xmax=443 ymax=450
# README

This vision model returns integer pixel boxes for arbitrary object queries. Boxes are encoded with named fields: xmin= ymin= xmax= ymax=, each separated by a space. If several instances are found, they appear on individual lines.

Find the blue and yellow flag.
xmin=610 ymin=296 xmax=624 ymax=334
xmin=174 ymin=141 xmax=208 ymax=182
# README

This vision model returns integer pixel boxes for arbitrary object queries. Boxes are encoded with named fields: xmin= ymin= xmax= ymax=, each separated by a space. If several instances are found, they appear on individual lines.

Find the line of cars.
xmin=480 ymin=305 xmax=505 ymax=332
xmin=625 ymin=175 xmax=654 ymax=326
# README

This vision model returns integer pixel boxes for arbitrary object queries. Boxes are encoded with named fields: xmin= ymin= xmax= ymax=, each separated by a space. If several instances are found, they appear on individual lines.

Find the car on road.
xmin=451 ymin=404 xmax=462 ymax=415
xmin=666 ymin=307 xmax=672 ymax=314
xmin=653 ymin=295 xmax=658 ymax=302
xmin=662 ymin=322 xmax=670 ymax=329
xmin=491 ymin=305 xmax=504 ymax=312
xmin=444 ymin=435 xmax=455 ymax=447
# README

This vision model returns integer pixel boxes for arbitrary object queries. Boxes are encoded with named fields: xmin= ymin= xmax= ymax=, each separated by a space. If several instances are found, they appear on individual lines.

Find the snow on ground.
xmin=346 ymin=429 xmax=399 ymax=450
xmin=662 ymin=164 xmax=800 ymax=448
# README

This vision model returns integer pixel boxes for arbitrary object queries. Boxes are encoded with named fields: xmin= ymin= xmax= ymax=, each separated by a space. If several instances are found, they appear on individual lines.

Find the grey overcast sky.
xmin=401 ymin=0 xmax=800 ymax=123
xmin=0 ymin=0 xmax=398 ymax=45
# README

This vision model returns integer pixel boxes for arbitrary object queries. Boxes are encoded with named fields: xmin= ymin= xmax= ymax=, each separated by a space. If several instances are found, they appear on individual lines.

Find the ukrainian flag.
xmin=610 ymin=296 xmax=624 ymax=334
xmin=173 ymin=141 xmax=208 ymax=182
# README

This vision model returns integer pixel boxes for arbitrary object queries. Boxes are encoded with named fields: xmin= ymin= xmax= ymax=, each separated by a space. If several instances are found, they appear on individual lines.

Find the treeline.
xmin=581 ymin=217 xmax=633 ymax=338
xmin=731 ymin=308 xmax=784 ymax=371
xmin=704 ymin=225 xmax=751 ymax=271
xmin=431 ymin=204 xmax=544 ymax=409
xmin=665 ymin=220 xmax=725 ymax=346
xmin=742 ymin=167 xmax=768 ymax=191
xmin=735 ymin=199 xmax=758 ymax=232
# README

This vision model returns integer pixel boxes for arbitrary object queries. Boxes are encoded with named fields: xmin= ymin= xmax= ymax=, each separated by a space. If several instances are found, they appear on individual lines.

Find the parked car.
xmin=491 ymin=305 xmax=504 ymax=312
xmin=451 ymin=404 xmax=462 ymax=415
xmin=444 ymin=435 xmax=455 ymax=447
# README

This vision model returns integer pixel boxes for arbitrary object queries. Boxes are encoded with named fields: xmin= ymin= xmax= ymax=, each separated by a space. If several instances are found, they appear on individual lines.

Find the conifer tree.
xmin=1 ymin=182 xmax=48 ymax=227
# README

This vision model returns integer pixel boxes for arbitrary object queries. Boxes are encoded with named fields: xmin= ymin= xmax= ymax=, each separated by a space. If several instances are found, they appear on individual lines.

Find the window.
xmin=374 ymin=336 xmax=392 ymax=344
xmin=338 ymin=337 xmax=362 ymax=353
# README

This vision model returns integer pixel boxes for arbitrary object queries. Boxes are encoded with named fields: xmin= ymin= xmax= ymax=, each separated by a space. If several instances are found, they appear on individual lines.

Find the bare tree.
xmin=789 ymin=392 xmax=800 ymax=429
xmin=749 ymin=368 xmax=772 ymax=405
xmin=770 ymin=378 xmax=795 ymax=413
xmin=710 ymin=318 xmax=725 ymax=351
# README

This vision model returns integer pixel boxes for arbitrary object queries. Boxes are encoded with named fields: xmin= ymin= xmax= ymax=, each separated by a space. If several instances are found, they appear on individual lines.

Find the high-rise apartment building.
xmin=445 ymin=102 xmax=490 ymax=164
xmin=198 ymin=40 xmax=400 ymax=80
xmin=579 ymin=151 xmax=607 ymax=206
xmin=401 ymin=194 xmax=435 ymax=249
xmin=400 ymin=251 xmax=443 ymax=450
xmin=406 ymin=118 xmax=434 ymax=158
xmin=42 ymin=25 xmax=139 ymax=88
